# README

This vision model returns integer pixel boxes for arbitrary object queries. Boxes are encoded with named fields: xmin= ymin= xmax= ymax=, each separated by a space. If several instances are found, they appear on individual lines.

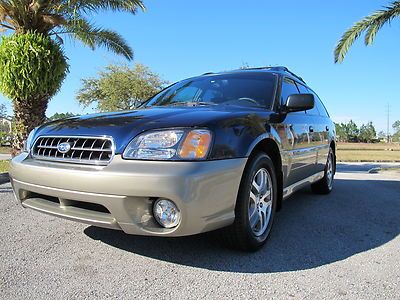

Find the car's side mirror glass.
xmin=282 ymin=94 xmax=315 ymax=113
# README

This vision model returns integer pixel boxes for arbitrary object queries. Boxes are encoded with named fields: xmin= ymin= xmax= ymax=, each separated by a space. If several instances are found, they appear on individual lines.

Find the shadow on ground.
xmin=85 ymin=178 xmax=400 ymax=273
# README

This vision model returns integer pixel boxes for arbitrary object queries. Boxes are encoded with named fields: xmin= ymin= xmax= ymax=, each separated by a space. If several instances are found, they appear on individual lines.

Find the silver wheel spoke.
xmin=259 ymin=171 xmax=266 ymax=193
xmin=258 ymin=210 xmax=265 ymax=231
xmin=262 ymin=200 xmax=272 ymax=211
xmin=248 ymin=167 xmax=274 ymax=237
xmin=249 ymin=191 xmax=257 ymax=205
xmin=326 ymin=152 xmax=334 ymax=188
xmin=249 ymin=209 xmax=259 ymax=229
xmin=252 ymin=180 xmax=261 ymax=193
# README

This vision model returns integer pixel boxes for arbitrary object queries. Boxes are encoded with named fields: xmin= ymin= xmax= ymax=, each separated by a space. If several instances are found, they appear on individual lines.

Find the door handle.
xmin=309 ymin=126 xmax=314 ymax=133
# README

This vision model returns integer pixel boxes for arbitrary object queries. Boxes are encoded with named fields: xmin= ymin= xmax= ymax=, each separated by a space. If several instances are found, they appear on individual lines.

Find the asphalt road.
xmin=1 ymin=163 xmax=399 ymax=299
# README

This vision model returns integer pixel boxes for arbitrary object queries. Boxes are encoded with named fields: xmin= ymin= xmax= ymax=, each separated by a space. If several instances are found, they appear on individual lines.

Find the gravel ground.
xmin=1 ymin=163 xmax=399 ymax=299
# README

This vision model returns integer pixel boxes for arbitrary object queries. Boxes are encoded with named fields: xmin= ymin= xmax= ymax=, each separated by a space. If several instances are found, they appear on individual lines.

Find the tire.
xmin=223 ymin=152 xmax=278 ymax=251
xmin=311 ymin=147 xmax=335 ymax=195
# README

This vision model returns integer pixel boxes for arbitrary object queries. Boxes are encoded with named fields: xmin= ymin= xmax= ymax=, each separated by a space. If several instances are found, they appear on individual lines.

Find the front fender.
xmin=207 ymin=113 xmax=283 ymax=159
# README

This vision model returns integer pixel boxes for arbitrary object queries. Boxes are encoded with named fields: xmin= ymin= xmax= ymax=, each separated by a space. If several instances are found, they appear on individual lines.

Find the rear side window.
xmin=281 ymin=77 xmax=299 ymax=104
xmin=308 ymin=88 xmax=330 ymax=117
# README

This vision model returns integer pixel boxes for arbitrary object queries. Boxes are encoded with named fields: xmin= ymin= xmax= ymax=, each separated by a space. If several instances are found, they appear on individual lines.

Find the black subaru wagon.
xmin=10 ymin=66 xmax=336 ymax=251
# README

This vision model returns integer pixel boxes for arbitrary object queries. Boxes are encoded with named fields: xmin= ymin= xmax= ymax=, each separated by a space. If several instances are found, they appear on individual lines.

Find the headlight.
xmin=123 ymin=129 xmax=212 ymax=160
xmin=23 ymin=129 xmax=37 ymax=153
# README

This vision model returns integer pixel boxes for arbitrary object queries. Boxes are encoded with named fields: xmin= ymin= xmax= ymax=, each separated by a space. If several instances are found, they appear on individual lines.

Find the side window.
xmin=170 ymin=86 xmax=200 ymax=103
xmin=201 ymin=89 xmax=223 ymax=102
xmin=296 ymin=83 xmax=309 ymax=94
xmin=296 ymin=83 xmax=319 ymax=116
xmin=281 ymin=77 xmax=299 ymax=105
xmin=308 ymin=88 xmax=330 ymax=117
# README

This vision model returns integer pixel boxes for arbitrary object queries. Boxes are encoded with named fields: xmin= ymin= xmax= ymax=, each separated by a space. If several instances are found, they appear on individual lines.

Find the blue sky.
xmin=1 ymin=0 xmax=399 ymax=133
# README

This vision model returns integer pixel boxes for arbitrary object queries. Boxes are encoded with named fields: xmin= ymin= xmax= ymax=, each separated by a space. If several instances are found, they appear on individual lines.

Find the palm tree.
xmin=0 ymin=0 xmax=145 ymax=60
xmin=0 ymin=0 xmax=145 ymax=153
xmin=334 ymin=1 xmax=400 ymax=63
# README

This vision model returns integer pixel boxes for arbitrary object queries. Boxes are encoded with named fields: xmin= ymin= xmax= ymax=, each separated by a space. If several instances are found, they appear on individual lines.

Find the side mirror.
xmin=283 ymin=94 xmax=315 ymax=113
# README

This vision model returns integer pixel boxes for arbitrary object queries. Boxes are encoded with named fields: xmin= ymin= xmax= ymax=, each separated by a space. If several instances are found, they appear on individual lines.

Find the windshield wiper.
xmin=167 ymin=101 xmax=217 ymax=107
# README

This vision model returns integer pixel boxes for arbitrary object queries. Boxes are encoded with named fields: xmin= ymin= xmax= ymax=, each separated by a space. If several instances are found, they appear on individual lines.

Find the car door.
xmin=277 ymin=77 xmax=316 ymax=187
xmin=308 ymin=89 xmax=331 ymax=172
xmin=296 ymin=83 xmax=322 ymax=174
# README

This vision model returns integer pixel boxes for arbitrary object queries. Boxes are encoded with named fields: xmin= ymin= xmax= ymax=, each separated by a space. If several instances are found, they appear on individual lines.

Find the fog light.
xmin=153 ymin=199 xmax=181 ymax=228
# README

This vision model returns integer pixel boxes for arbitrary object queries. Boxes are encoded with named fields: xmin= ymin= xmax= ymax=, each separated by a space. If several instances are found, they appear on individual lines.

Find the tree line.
xmin=336 ymin=120 xmax=400 ymax=143
xmin=393 ymin=121 xmax=400 ymax=142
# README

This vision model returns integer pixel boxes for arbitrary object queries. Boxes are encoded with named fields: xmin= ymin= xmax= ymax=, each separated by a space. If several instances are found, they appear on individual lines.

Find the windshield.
xmin=144 ymin=72 xmax=277 ymax=108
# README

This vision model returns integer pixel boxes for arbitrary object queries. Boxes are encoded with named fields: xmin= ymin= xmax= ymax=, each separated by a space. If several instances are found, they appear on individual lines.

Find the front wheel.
xmin=223 ymin=152 xmax=277 ymax=251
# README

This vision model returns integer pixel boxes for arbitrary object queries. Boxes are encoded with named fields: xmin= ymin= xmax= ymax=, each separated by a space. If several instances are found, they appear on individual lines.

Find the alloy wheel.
xmin=248 ymin=168 xmax=273 ymax=237
xmin=326 ymin=152 xmax=334 ymax=189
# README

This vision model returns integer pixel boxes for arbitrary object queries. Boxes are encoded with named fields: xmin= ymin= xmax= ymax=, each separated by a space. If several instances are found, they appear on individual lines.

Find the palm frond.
xmin=335 ymin=1 xmax=400 ymax=63
xmin=57 ymin=0 xmax=145 ymax=14
xmin=0 ymin=0 xmax=144 ymax=56
xmin=334 ymin=17 xmax=372 ymax=63
xmin=59 ymin=18 xmax=133 ymax=60
xmin=364 ymin=2 xmax=400 ymax=45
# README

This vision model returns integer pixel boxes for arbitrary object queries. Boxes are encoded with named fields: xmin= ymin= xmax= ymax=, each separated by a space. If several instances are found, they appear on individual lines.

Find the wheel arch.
xmin=247 ymin=137 xmax=284 ymax=211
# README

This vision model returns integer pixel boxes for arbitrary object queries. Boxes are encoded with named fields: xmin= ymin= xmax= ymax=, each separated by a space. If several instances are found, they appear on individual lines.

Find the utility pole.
xmin=386 ymin=103 xmax=390 ymax=143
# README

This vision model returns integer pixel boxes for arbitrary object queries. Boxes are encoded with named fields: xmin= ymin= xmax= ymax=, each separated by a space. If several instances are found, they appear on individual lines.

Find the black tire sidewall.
xmin=236 ymin=153 xmax=278 ymax=247
xmin=324 ymin=148 xmax=334 ymax=191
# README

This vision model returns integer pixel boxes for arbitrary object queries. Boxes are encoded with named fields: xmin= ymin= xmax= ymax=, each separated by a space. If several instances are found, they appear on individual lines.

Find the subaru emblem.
xmin=57 ymin=142 xmax=71 ymax=154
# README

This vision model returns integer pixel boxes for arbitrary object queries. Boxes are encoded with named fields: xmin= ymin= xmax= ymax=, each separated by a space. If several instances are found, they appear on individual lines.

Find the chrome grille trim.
xmin=31 ymin=136 xmax=115 ymax=166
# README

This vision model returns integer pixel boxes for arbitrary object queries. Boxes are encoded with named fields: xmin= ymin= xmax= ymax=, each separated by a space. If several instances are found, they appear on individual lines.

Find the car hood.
xmin=36 ymin=106 xmax=272 ymax=154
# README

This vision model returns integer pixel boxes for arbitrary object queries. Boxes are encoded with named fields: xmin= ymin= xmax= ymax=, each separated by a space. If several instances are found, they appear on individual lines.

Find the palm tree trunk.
xmin=12 ymin=96 xmax=48 ymax=156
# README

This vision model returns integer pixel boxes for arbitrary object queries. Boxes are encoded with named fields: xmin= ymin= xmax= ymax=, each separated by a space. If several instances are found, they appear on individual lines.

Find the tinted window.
xmin=145 ymin=73 xmax=277 ymax=108
xmin=172 ymin=86 xmax=200 ymax=103
xmin=296 ymin=83 xmax=309 ymax=94
xmin=281 ymin=77 xmax=299 ymax=105
xmin=296 ymin=83 xmax=319 ymax=116
xmin=308 ymin=88 xmax=330 ymax=117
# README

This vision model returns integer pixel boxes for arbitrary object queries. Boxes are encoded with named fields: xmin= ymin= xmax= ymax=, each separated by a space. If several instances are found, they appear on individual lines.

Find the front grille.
xmin=31 ymin=136 xmax=114 ymax=165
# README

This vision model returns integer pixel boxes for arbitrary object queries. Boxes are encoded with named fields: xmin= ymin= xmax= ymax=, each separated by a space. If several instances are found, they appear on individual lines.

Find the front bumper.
xmin=10 ymin=153 xmax=247 ymax=236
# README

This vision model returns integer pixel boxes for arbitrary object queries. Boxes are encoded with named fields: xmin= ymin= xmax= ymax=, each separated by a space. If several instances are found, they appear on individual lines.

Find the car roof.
xmin=199 ymin=66 xmax=307 ymax=85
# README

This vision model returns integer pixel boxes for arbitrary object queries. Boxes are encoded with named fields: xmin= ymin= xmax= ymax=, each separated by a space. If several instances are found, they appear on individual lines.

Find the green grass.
xmin=0 ymin=160 xmax=10 ymax=173
xmin=337 ymin=142 xmax=400 ymax=151
xmin=337 ymin=143 xmax=400 ymax=162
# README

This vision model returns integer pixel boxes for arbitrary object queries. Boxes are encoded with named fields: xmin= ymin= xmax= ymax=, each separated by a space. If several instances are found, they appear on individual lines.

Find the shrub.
xmin=0 ymin=33 xmax=69 ymax=151
xmin=0 ymin=33 xmax=68 ymax=101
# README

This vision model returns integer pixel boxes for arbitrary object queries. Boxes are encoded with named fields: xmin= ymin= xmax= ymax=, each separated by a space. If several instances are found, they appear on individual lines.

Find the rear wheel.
xmin=311 ymin=148 xmax=335 ymax=194
xmin=223 ymin=152 xmax=277 ymax=251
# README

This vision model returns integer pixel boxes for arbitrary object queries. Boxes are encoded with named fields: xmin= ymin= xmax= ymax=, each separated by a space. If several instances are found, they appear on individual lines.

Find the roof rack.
xmin=243 ymin=66 xmax=306 ymax=84
xmin=268 ymin=66 xmax=306 ymax=83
